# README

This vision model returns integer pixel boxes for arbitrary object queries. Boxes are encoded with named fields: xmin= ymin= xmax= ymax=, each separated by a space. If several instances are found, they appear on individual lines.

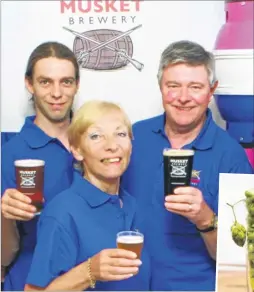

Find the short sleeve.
xmin=26 ymin=216 xmax=78 ymax=288
xmin=222 ymin=145 xmax=253 ymax=174
xmin=211 ymin=146 xmax=254 ymax=215
xmin=229 ymin=158 xmax=254 ymax=174
xmin=1 ymin=143 xmax=16 ymax=196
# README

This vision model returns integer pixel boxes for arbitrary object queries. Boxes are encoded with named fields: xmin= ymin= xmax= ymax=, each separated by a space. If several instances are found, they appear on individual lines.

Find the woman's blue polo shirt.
xmin=26 ymin=171 xmax=151 ymax=291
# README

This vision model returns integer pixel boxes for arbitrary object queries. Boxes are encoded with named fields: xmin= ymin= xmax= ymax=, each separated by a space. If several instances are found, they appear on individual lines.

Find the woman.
xmin=25 ymin=101 xmax=151 ymax=291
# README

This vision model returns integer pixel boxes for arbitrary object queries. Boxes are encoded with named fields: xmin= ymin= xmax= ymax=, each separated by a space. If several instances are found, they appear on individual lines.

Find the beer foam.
xmin=117 ymin=235 xmax=143 ymax=244
xmin=14 ymin=159 xmax=45 ymax=167
xmin=163 ymin=149 xmax=194 ymax=157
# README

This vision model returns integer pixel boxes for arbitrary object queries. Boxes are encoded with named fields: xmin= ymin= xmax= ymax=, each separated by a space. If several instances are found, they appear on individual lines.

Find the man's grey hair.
xmin=157 ymin=40 xmax=217 ymax=86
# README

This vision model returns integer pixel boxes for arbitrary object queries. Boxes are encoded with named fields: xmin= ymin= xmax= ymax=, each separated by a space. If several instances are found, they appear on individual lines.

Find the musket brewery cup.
xmin=117 ymin=231 xmax=144 ymax=259
xmin=163 ymin=149 xmax=194 ymax=196
xmin=15 ymin=159 xmax=45 ymax=213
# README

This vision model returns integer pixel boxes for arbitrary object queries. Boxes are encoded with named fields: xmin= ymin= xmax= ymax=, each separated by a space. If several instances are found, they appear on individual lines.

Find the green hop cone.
xmin=245 ymin=188 xmax=254 ymax=199
xmin=231 ymin=222 xmax=247 ymax=247
xmin=246 ymin=189 xmax=254 ymax=216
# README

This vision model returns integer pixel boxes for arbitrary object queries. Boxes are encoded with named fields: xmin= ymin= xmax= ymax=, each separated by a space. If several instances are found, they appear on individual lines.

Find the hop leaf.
xmin=231 ymin=222 xmax=247 ymax=247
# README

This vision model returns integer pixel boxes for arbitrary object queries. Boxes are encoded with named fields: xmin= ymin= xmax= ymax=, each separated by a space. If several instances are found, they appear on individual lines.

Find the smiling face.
xmin=160 ymin=63 xmax=217 ymax=131
xmin=25 ymin=57 xmax=79 ymax=123
xmin=72 ymin=110 xmax=132 ymax=185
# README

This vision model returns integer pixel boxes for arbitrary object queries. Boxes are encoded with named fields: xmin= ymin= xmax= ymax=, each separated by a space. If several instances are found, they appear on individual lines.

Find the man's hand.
xmin=164 ymin=186 xmax=214 ymax=228
xmin=1 ymin=189 xmax=37 ymax=221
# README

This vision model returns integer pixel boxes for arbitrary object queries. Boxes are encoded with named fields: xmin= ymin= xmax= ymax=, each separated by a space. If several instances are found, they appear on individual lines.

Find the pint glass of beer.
xmin=15 ymin=159 xmax=45 ymax=213
xmin=163 ymin=148 xmax=195 ymax=196
xmin=116 ymin=231 xmax=144 ymax=259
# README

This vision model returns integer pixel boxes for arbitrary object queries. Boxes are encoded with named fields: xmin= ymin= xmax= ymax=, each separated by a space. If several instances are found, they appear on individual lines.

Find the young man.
xmin=122 ymin=40 xmax=253 ymax=291
xmin=1 ymin=41 xmax=80 ymax=291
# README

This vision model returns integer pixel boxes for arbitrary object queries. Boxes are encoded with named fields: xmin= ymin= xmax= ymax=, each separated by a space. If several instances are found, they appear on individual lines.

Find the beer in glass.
xmin=116 ymin=231 xmax=144 ymax=259
xmin=15 ymin=159 xmax=45 ymax=213
xmin=163 ymin=148 xmax=194 ymax=196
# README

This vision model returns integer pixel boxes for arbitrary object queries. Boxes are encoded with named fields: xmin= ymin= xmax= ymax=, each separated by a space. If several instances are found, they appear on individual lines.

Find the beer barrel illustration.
xmin=73 ymin=29 xmax=134 ymax=70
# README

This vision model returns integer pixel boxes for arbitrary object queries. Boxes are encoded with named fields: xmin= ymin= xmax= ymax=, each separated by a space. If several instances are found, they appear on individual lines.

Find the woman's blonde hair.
xmin=68 ymin=100 xmax=133 ymax=149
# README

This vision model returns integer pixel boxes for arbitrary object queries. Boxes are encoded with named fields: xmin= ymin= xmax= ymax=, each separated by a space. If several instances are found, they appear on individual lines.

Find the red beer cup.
xmin=14 ymin=159 xmax=45 ymax=214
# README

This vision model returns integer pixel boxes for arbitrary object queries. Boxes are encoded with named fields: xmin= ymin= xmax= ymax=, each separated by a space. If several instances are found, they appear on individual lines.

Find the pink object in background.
xmin=215 ymin=0 xmax=254 ymax=50
xmin=245 ymin=149 xmax=254 ymax=168
xmin=214 ymin=0 xmax=254 ymax=169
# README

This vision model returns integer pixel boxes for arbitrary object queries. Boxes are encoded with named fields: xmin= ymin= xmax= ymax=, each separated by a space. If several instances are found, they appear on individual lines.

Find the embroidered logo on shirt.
xmin=191 ymin=170 xmax=201 ymax=185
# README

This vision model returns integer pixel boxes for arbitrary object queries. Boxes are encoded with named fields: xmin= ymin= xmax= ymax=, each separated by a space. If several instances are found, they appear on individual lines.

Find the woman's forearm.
xmin=1 ymin=215 xmax=20 ymax=267
xmin=25 ymin=261 xmax=92 ymax=291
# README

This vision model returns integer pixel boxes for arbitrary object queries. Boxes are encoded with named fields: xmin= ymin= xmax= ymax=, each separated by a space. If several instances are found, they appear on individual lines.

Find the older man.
xmin=122 ymin=40 xmax=253 ymax=291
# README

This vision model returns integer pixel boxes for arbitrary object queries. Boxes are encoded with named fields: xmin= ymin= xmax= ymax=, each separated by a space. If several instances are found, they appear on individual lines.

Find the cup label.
xmin=19 ymin=170 xmax=36 ymax=188
xmin=170 ymin=159 xmax=188 ymax=177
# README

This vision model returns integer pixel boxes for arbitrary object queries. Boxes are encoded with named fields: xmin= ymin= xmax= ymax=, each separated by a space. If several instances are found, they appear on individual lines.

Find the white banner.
xmin=1 ymin=0 xmax=226 ymax=131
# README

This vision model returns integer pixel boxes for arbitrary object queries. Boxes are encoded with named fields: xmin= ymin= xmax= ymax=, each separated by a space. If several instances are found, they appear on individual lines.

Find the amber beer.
xmin=117 ymin=231 xmax=144 ymax=259
xmin=15 ymin=159 xmax=45 ymax=213
xmin=163 ymin=149 xmax=195 ymax=196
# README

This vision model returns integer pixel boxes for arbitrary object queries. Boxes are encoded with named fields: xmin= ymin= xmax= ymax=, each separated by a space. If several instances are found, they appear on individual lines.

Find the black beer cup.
xmin=163 ymin=149 xmax=195 ymax=196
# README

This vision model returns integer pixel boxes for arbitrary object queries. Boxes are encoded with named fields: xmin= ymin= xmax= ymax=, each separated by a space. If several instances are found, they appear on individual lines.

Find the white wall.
xmin=218 ymin=173 xmax=254 ymax=271
xmin=1 ymin=0 xmax=226 ymax=132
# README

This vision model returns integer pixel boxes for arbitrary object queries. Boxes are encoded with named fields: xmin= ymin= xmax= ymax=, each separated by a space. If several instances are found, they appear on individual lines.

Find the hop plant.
xmin=231 ymin=222 xmax=246 ymax=247
xmin=246 ymin=189 xmax=254 ymax=216
xmin=227 ymin=201 xmax=247 ymax=247
xmin=245 ymin=189 xmax=254 ymax=199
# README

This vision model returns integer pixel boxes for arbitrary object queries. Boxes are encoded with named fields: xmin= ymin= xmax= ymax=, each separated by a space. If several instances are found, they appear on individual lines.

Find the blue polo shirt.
xmin=1 ymin=132 xmax=17 ymax=146
xmin=26 ymin=171 xmax=151 ymax=291
xmin=1 ymin=116 xmax=74 ymax=291
xmin=121 ymin=109 xmax=253 ymax=291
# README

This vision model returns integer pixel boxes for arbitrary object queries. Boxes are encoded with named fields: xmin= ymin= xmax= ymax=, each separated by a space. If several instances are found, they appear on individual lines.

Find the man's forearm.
xmin=200 ymin=230 xmax=217 ymax=260
xmin=1 ymin=215 xmax=20 ymax=267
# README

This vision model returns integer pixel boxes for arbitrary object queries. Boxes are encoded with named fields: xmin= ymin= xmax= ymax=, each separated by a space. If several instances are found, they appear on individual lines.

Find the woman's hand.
xmin=91 ymin=248 xmax=142 ymax=282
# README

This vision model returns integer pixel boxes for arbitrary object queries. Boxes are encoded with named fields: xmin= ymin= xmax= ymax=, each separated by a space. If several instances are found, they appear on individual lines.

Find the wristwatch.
xmin=196 ymin=213 xmax=218 ymax=233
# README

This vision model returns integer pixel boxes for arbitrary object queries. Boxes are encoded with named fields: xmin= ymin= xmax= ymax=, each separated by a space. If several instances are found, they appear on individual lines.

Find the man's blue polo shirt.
xmin=121 ymin=109 xmax=253 ymax=291
xmin=1 ymin=116 xmax=74 ymax=291
xmin=26 ymin=171 xmax=151 ymax=291
xmin=1 ymin=132 xmax=17 ymax=146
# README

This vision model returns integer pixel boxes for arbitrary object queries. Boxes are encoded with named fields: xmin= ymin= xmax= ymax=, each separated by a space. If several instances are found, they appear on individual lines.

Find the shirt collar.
xmin=19 ymin=116 xmax=55 ymax=149
xmin=192 ymin=109 xmax=217 ymax=150
xmin=71 ymin=171 xmax=128 ymax=208
xmin=151 ymin=108 xmax=217 ymax=150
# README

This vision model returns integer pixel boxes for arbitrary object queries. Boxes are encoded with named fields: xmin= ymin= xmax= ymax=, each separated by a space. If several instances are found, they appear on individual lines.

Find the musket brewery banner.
xmin=61 ymin=0 xmax=143 ymax=71
xmin=1 ymin=0 xmax=225 ymax=132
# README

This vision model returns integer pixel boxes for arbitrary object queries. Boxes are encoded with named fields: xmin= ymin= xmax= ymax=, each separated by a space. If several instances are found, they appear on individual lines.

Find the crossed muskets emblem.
xmin=63 ymin=25 xmax=144 ymax=71
xmin=21 ymin=177 xmax=35 ymax=187
xmin=171 ymin=166 xmax=187 ymax=176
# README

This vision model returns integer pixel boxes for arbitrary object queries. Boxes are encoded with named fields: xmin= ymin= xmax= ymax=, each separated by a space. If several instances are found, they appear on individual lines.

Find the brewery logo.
xmin=20 ymin=171 xmax=36 ymax=188
xmin=191 ymin=170 xmax=201 ymax=185
xmin=170 ymin=159 xmax=188 ymax=178
xmin=61 ymin=0 xmax=143 ymax=71
xmin=63 ymin=25 xmax=143 ymax=71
